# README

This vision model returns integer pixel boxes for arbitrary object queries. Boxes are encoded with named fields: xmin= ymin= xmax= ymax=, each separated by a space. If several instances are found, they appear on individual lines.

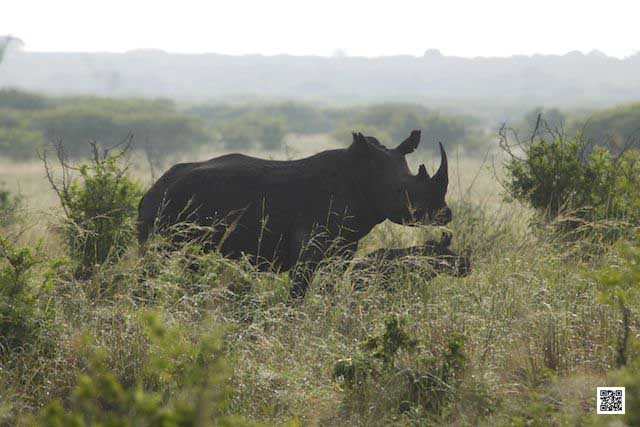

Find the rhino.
xmin=137 ymin=130 xmax=451 ymax=298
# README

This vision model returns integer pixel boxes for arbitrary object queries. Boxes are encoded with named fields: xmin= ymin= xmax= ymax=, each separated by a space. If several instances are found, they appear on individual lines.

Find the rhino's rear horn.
xmin=433 ymin=142 xmax=448 ymax=185
xmin=395 ymin=129 xmax=421 ymax=155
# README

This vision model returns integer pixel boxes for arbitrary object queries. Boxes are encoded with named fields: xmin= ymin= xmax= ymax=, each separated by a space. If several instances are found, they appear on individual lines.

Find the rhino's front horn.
xmin=433 ymin=142 xmax=448 ymax=186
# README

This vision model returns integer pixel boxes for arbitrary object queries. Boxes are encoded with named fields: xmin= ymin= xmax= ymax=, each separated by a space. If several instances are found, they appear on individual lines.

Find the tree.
xmin=0 ymin=35 xmax=23 ymax=66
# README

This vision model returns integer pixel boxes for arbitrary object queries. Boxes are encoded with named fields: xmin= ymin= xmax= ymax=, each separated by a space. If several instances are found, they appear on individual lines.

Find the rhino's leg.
xmin=288 ymin=226 xmax=330 ymax=299
xmin=288 ymin=222 xmax=361 ymax=298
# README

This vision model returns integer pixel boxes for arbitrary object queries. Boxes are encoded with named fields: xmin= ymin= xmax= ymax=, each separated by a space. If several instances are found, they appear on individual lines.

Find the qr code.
xmin=597 ymin=387 xmax=625 ymax=414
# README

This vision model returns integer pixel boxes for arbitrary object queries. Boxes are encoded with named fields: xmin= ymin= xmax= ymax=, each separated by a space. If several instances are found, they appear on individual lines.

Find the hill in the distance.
xmin=1 ymin=47 xmax=640 ymax=111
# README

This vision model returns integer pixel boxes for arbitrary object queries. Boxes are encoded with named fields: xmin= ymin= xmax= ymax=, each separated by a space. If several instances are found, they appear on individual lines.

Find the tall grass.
xmin=0 ymin=152 xmax=637 ymax=425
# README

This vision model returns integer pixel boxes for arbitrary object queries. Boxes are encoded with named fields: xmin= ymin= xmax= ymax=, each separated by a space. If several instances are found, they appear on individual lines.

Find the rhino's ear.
xmin=395 ymin=129 xmax=421 ymax=155
xmin=418 ymin=164 xmax=430 ymax=180
xmin=350 ymin=132 xmax=369 ymax=156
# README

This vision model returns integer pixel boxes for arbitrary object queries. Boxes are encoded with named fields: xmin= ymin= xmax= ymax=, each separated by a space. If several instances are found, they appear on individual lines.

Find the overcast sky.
xmin=2 ymin=0 xmax=639 ymax=58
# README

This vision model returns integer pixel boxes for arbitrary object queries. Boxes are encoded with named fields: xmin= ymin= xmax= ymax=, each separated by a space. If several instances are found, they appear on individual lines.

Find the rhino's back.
xmin=137 ymin=150 xmax=352 ymax=245
xmin=165 ymin=153 xmax=325 ymax=210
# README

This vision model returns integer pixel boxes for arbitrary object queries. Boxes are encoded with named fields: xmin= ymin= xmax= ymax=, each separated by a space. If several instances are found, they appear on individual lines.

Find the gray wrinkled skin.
xmin=137 ymin=130 xmax=451 ymax=298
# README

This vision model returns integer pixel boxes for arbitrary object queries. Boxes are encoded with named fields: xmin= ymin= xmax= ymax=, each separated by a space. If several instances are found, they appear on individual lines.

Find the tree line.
xmin=0 ymin=89 xmax=487 ymax=159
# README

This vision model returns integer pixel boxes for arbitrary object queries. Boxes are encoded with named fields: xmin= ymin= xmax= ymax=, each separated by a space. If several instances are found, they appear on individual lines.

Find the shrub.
xmin=333 ymin=316 xmax=466 ymax=422
xmin=31 ymin=312 xmax=259 ymax=427
xmin=43 ymin=141 xmax=142 ymax=277
xmin=500 ymin=124 xmax=640 ymax=236
xmin=597 ymin=235 xmax=640 ymax=425
xmin=598 ymin=235 xmax=640 ymax=367
xmin=0 ymin=237 xmax=57 ymax=356
xmin=0 ymin=183 xmax=21 ymax=227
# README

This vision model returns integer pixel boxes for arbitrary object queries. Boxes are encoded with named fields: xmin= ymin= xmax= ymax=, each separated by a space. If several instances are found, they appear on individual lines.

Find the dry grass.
xmin=0 ymin=147 xmax=633 ymax=426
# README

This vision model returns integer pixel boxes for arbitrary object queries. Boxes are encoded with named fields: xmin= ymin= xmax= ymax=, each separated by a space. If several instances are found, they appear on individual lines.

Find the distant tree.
xmin=574 ymin=103 xmax=640 ymax=154
xmin=0 ymin=35 xmax=23 ymax=65
xmin=423 ymin=49 xmax=443 ymax=58
xmin=0 ymin=95 xmax=211 ymax=160
xmin=0 ymin=88 xmax=48 ymax=110
xmin=0 ymin=38 xmax=8 ymax=65
xmin=332 ymin=49 xmax=347 ymax=58
xmin=524 ymin=107 xmax=566 ymax=133
xmin=219 ymin=113 xmax=286 ymax=151
xmin=333 ymin=104 xmax=470 ymax=149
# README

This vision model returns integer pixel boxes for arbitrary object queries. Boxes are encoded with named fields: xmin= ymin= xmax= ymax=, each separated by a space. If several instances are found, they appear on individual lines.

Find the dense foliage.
xmin=501 ymin=127 xmax=640 ymax=235
xmin=217 ymin=112 xmax=287 ymax=151
xmin=599 ymin=235 xmax=640 ymax=425
xmin=33 ymin=312 xmax=258 ymax=427
xmin=0 ymin=88 xmax=49 ymax=111
xmin=0 ymin=183 xmax=21 ymax=227
xmin=3 ymin=93 xmax=640 ymax=424
xmin=0 ymin=91 xmax=489 ymax=159
xmin=43 ymin=142 xmax=142 ymax=277
xmin=333 ymin=103 xmax=465 ymax=144
xmin=1 ymin=153 xmax=639 ymax=425
xmin=187 ymin=102 xmax=339 ymax=135
xmin=578 ymin=102 xmax=640 ymax=154
xmin=333 ymin=316 xmax=465 ymax=421
xmin=0 ymin=91 xmax=209 ymax=159
xmin=0 ymin=237 xmax=58 ymax=357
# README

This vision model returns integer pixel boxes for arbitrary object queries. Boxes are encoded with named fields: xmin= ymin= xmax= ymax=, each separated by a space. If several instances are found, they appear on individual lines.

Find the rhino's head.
xmin=350 ymin=129 xmax=451 ymax=226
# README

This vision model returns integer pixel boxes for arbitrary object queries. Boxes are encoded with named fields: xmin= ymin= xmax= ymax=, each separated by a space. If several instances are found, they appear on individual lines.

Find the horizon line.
xmin=7 ymin=47 xmax=640 ymax=61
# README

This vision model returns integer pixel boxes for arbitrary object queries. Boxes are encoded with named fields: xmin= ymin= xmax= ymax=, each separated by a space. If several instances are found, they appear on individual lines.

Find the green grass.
xmin=0 ymin=152 xmax=636 ymax=426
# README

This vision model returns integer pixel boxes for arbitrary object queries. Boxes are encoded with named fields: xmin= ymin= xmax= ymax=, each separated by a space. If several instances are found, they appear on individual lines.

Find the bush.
xmin=333 ymin=316 xmax=466 ymax=422
xmin=32 ymin=312 xmax=259 ymax=427
xmin=500 ymin=125 xmax=640 ymax=236
xmin=597 ymin=235 xmax=640 ymax=425
xmin=43 ymin=141 xmax=142 ymax=277
xmin=0 ymin=184 xmax=21 ymax=227
xmin=0 ymin=237 xmax=57 ymax=356
xmin=610 ymin=356 xmax=640 ymax=427
xmin=598 ymin=235 xmax=640 ymax=367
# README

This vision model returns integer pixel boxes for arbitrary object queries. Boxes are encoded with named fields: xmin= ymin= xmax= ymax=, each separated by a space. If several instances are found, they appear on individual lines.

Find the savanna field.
xmin=1 ymin=99 xmax=640 ymax=426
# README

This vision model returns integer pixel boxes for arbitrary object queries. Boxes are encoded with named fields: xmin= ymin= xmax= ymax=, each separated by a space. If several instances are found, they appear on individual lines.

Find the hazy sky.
xmin=3 ymin=0 xmax=639 ymax=58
